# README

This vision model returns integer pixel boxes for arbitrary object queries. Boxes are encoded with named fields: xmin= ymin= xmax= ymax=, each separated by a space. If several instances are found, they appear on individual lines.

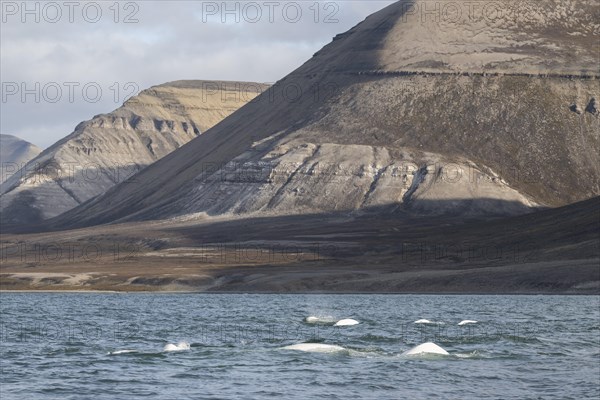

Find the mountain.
xmin=52 ymin=0 xmax=599 ymax=229
xmin=1 ymin=0 xmax=597 ymax=294
xmin=0 ymin=135 xmax=41 ymax=184
xmin=0 ymin=81 xmax=269 ymax=225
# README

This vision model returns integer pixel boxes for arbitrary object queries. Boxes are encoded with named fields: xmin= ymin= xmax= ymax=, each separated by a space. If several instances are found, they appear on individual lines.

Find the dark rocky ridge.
xmin=1 ymin=197 xmax=598 ymax=293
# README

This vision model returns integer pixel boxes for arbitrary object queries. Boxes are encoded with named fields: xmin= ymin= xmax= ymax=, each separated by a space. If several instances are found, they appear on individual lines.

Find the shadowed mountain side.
xmin=41 ymin=4 xmax=417 ymax=228
xmin=1 ymin=198 xmax=598 ymax=293
xmin=47 ymin=78 xmax=364 ymax=228
xmin=0 ymin=81 xmax=268 ymax=225
xmin=49 ymin=0 xmax=599 ymax=229
xmin=162 ymin=197 xmax=599 ymax=264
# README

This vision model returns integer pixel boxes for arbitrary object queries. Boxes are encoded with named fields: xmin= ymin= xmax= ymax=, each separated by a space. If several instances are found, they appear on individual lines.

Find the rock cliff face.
xmin=0 ymin=135 xmax=41 ymax=184
xmin=54 ymin=0 xmax=599 ymax=228
xmin=0 ymin=81 xmax=268 ymax=224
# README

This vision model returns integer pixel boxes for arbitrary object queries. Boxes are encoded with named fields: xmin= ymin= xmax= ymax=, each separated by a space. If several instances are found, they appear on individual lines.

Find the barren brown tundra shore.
xmin=1 ymin=198 xmax=598 ymax=294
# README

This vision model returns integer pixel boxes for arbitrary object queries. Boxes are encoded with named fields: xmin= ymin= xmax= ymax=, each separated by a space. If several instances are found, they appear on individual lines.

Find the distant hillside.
xmin=0 ymin=134 xmax=41 ymax=184
xmin=0 ymin=81 xmax=269 ymax=225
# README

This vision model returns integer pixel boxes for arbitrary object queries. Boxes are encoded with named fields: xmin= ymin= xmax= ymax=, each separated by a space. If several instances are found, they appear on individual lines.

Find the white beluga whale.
xmin=334 ymin=318 xmax=359 ymax=326
xmin=402 ymin=342 xmax=449 ymax=356
xmin=281 ymin=343 xmax=347 ymax=353
xmin=414 ymin=319 xmax=433 ymax=324
xmin=163 ymin=341 xmax=191 ymax=352
xmin=458 ymin=320 xmax=478 ymax=326
xmin=305 ymin=316 xmax=336 ymax=324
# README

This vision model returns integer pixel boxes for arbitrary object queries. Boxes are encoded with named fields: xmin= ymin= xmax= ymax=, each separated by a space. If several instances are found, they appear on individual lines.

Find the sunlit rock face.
xmin=0 ymin=81 xmax=268 ymax=224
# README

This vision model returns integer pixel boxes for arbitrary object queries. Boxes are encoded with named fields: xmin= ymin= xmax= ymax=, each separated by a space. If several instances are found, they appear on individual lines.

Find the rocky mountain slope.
xmin=50 ymin=0 xmax=600 ymax=228
xmin=0 ymin=135 xmax=41 ymax=184
xmin=0 ymin=81 xmax=268 ymax=225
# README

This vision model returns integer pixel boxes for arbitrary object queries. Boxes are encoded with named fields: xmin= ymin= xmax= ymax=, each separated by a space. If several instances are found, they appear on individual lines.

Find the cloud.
xmin=1 ymin=1 xmax=394 ymax=148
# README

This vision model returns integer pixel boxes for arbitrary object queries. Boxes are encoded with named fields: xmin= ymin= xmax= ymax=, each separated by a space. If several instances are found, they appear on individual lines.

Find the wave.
xmin=454 ymin=351 xmax=483 ymax=359
xmin=281 ymin=343 xmax=348 ymax=353
xmin=108 ymin=349 xmax=138 ymax=355
xmin=356 ymin=334 xmax=400 ymax=343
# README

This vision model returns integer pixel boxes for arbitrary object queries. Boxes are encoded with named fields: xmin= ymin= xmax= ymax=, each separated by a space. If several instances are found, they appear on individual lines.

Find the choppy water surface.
xmin=1 ymin=294 xmax=598 ymax=399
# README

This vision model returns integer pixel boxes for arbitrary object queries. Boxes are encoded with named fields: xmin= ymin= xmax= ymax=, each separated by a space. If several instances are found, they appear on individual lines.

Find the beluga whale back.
xmin=334 ymin=319 xmax=359 ymax=326
xmin=281 ymin=343 xmax=347 ymax=353
xmin=402 ymin=342 xmax=449 ymax=356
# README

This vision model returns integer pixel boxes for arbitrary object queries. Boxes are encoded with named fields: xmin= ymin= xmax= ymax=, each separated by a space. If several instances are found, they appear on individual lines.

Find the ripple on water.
xmin=0 ymin=294 xmax=598 ymax=400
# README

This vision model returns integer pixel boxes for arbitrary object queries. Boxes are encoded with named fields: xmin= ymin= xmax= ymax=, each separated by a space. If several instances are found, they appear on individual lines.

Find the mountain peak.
xmin=302 ymin=0 xmax=598 ymax=76
xmin=0 ymin=134 xmax=42 ymax=184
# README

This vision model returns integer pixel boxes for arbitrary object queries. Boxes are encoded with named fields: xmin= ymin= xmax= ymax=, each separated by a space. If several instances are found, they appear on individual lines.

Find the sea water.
xmin=0 ymin=294 xmax=598 ymax=399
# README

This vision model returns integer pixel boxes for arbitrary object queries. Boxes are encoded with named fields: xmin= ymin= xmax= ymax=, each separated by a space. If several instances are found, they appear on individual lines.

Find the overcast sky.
xmin=1 ymin=1 xmax=394 ymax=149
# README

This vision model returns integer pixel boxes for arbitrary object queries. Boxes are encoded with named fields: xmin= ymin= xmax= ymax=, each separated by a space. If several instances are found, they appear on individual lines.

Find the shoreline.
xmin=2 ymin=289 xmax=598 ymax=295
